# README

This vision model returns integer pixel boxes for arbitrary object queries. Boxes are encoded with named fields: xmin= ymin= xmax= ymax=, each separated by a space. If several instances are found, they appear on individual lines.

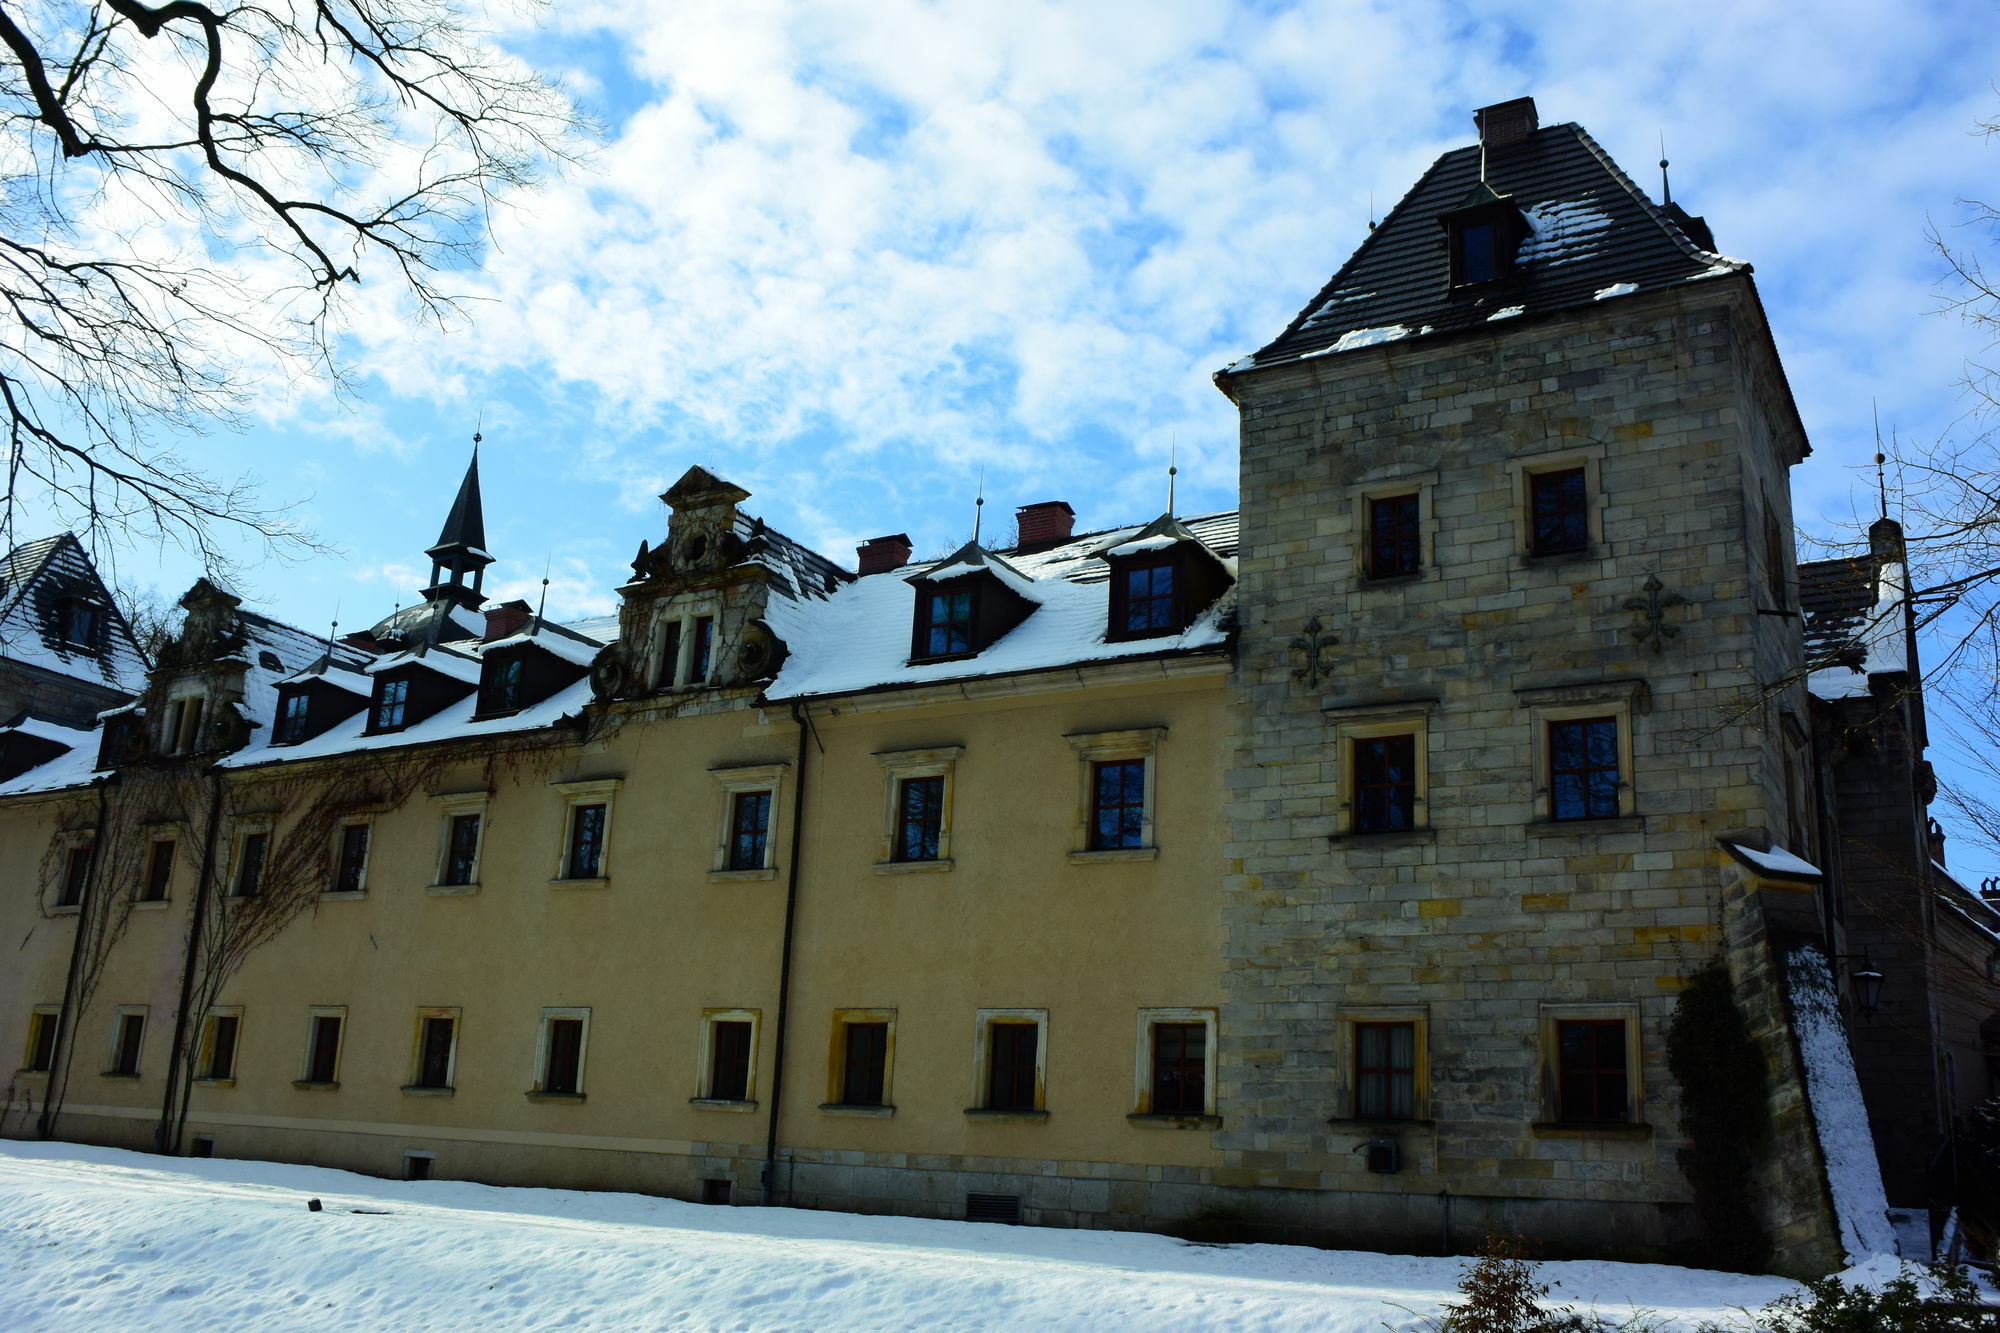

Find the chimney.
xmin=1013 ymin=501 xmax=1076 ymax=554
xmin=1475 ymin=97 xmax=1539 ymax=147
xmin=856 ymin=534 xmax=913 ymax=576
xmin=483 ymin=599 xmax=533 ymax=642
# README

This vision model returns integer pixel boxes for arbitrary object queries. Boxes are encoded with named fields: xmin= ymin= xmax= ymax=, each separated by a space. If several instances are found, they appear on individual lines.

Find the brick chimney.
xmin=857 ymin=534 xmax=913 ymax=575
xmin=1475 ymin=97 xmax=1539 ymax=147
xmin=1013 ymin=501 xmax=1076 ymax=553
xmin=483 ymin=599 xmax=533 ymax=642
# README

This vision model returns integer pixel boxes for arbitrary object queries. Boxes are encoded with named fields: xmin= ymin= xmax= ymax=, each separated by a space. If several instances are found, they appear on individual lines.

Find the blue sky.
xmin=29 ymin=0 xmax=2000 ymax=869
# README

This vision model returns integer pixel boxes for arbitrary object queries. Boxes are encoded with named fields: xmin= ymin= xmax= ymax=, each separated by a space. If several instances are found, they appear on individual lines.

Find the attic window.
xmin=1439 ymin=187 xmax=1527 ymax=289
xmin=1116 ymin=562 xmax=1179 ymax=637
xmin=481 ymin=656 xmax=525 ymax=715
xmin=1454 ymin=222 xmax=1500 ymax=284
xmin=258 ymin=651 xmax=282 ymax=671
xmin=59 ymin=598 xmax=102 ymax=649
xmin=919 ymin=587 xmax=974 ymax=659
xmin=373 ymin=678 xmax=409 ymax=731
xmin=275 ymin=692 xmax=310 ymax=744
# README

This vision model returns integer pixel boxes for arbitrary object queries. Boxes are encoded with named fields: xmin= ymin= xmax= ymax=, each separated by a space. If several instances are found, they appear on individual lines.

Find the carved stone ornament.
xmin=1624 ymin=574 xmax=1687 ymax=655
xmin=1289 ymin=616 xmax=1339 ymax=687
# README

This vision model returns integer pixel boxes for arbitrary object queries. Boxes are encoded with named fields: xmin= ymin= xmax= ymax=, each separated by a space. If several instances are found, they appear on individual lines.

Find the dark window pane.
xmin=58 ymin=843 xmax=92 ymax=907
xmin=1121 ymin=563 xmax=1177 ymax=634
xmin=566 ymin=804 xmax=607 ymax=879
xmin=27 ymin=1013 xmax=58 ymax=1072
xmin=1150 ymin=1022 xmax=1206 ymax=1114
xmin=729 ymin=791 xmax=771 ymax=871
xmin=1355 ymin=1022 xmax=1417 ymax=1119
xmin=491 ymin=658 xmax=524 ymax=712
xmin=334 ymin=824 xmax=369 ymax=895
xmin=374 ymin=678 xmax=408 ymax=729
xmin=986 ymin=1023 xmax=1038 ymax=1110
xmin=233 ymin=833 xmax=268 ymax=898
xmin=894 ymin=776 xmax=944 ymax=862
xmin=1557 ymin=1019 xmax=1629 ymax=1124
xmin=543 ymin=1018 xmax=584 ymax=1095
xmin=207 ymin=1016 xmax=239 ymax=1080
xmin=1549 ymin=717 xmax=1620 ymax=821
xmin=710 ymin=1021 xmax=753 ymax=1101
xmin=924 ymin=589 xmax=973 ymax=657
xmin=417 ymin=1016 xmax=454 ymax=1088
xmin=692 ymin=616 xmax=715 ymax=682
xmin=1529 ymin=469 xmax=1589 ymax=556
xmin=277 ymin=692 xmax=311 ymax=743
xmin=307 ymin=1015 xmax=342 ymax=1084
xmin=1353 ymin=734 xmax=1417 ymax=832
xmin=443 ymin=814 xmax=481 ymax=885
xmin=142 ymin=840 xmax=175 ymax=902
xmin=1368 ymin=493 xmax=1422 ymax=578
xmin=112 ymin=1014 xmax=144 ymax=1076
xmin=1090 ymin=759 xmax=1147 ymax=851
xmin=1457 ymin=222 xmax=1495 ymax=283
xmin=841 ymin=1022 xmax=889 ymax=1106
xmin=659 ymin=620 xmax=683 ymax=685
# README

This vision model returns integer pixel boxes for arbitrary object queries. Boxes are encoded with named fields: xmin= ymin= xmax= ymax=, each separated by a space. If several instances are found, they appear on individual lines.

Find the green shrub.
xmin=1724 ymin=1264 xmax=1989 ymax=1333
xmin=1665 ymin=962 xmax=1772 ymax=1272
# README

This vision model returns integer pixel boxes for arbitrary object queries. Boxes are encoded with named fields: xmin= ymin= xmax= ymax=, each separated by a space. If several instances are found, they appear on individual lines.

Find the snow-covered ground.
xmin=0 ymin=1140 xmax=1804 ymax=1332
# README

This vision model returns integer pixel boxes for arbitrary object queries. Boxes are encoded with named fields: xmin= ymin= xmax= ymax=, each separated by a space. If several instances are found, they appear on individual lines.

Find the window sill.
xmin=425 ymin=883 xmax=481 ymax=896
xmin=708 ymin=868 xmax=777 ymax=882
xmin=1326 ymin=1117 xmax=1433 ymax=1131
xmin=400 ymin=1085 xmax=454 ymax=1098
xmin=819 ymin=1102 xmax=896 ymax=1118
xmin=963 ymin=1108 xmax=1049 ymax=1123
xmin=1522 ymin=548 xmax=1595 ymax=567
xmin=1530 ymin=1121 xmax=1651 ymax=1140
xmin=48 ymin=905 xmax=80 ymax=917
xmin=1526 ymin=816 xmax=1642 ymax=837
xmin=292 ymin=1080 xmax=340 ymax=1091
xmin=1330 ymin=827 xmax=1435 ymax=846
xmin=100 ymin=1072 xmax=140 ymax=1081
xmin=14 ymin=1069 xmax=48 ymax=1079
xmin=318 ymin=891 xmax=367 ymax=902
xmin=194 ymin=1078 xmax=236 ymax=1089
xmin=872 ymin=859 xmax=952 ymax=875
xmin=1127 ymin=1112 xmax=1221 ymax=1129
xmin=131 ymin=899 xmax=172 ymax=912
xmin=1360 ymin=570 xmax=1425 ymax=588
xmin=525 ymin=1090 xmax=587 ymax=1103
xmin=689 ymin=1097 xmax=758 ymax=1112
xmin=549 ymin=877 xmax=610 ymax=891
xmin=1066 ymin=847 xmax=1158 ymax=865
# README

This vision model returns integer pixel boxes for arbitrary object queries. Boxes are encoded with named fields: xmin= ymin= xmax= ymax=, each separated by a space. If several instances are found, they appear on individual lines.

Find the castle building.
xmin=2 ymin=98 xmax=1994 ymax=1276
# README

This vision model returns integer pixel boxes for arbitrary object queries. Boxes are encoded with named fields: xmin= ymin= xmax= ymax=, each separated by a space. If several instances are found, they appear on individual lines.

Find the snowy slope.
xmin=0 ymin=1142 xmax=1800 ymax=1333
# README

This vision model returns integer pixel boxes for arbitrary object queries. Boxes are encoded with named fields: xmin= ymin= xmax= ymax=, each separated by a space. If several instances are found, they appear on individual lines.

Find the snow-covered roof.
xmin=766 ymin=512 xmax=1237 ymax=702
xmin=1799 ymin=555 xmax=1907 ymax=701
xmin=0 ymin=533 xmax=149 ymax=696
xmin=0 ymin=716 xmax=102 ymax=796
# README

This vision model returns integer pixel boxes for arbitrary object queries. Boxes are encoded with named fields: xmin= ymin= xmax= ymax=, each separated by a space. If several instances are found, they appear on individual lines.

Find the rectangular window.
xmin=538 ymin=1013 xmax=586 ymax=1096
xmin=658 ymin=619 xmax=683 ymax=687
xmin=1455 ymin=220 xmax=1497 ymax=284
xmin=1121 ymin=563 xmax=1177 ymax=634
xmin=140 ymin=839 xmax=175 ymax=902
xmin=1089 ymin=759 xmax=1147 ymax=850
xmin=691 ymin=615 xmax=715 ymax=683
xmin=565 ymin=804 xmax=607 ymax=880
xmin=1529 ymin=468 xmax=1589 ymax=556
xmin=442 ymin=813 xmax=481 ymax=886
xmin=23 ymin=1009 xmax=59 ymax=1073
xmin=1149 ymin=1022 xmax=1206 ymax=1115
xmin=1368 ymin=493 xmax=1422 ymax=578
xmin=923 ymin=588 xmax=973 ymax=657
xmin=231 ymin=832 xmax=269 ymax=899
xmin=892 ymin=776 xmax=944 ymax=862
xmin=708 ymin=1020 xmax=753 ymax=1101
xmin=414 ymin=1014 xmax=456 ymax=1090
xmin=109 ymin=1011 xmax=145 ymax=1077
xmin=202 ymin=1013 xmax=240 ymax=1081
xmin=276 ymin=692 xmax=311 ymax=743
xmin=1556 ymin=1019 xmax=1629 ymax=1124
xmin=728 ymin=791 xmax=771 ymax=871
xmin=985 ymin=1022 xmax=1039 ymax=1111
xmin=839 ymin=1021 xmax=889 ymax=1106
xmin=304 ymin=1013 xmax=343 ymax=1084
xmin=1549 ymin=717 xmax=1620 ymax=821
xmin=1355 ymin=1022 xmax=1417 ymax=1120
xmin=374 ymin=677 xmax=409 ymax=730
xmin=1352 ymin=734 xmax=1417 ymax=832
xmin=332 ymin=824 xmax=370 ymax=895
xmin=57 ymin=842 xmax=92 ymax=907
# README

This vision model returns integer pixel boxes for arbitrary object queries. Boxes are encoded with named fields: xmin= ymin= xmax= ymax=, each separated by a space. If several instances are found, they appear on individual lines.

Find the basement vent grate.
xmin=966 ymin=1192 xmax=1022 ymax=1224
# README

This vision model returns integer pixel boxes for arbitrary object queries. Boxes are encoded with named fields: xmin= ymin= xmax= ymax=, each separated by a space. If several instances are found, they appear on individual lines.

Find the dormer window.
xmin=276 ymin=693 xmax=310 ymax=744
xmin=374 ymin=678 xmax=409 ymax=730
xmin=921 ymin=588 xmax=974 ymax=658
xmin=1439 ymin=184 xmax=1527 ymax=289
xmin=906 ymin=543 xmax=1037 ymax=664
xmin=60 ymin=599 xmax=102 ymax=649
xmin=1100 ymin=517 xmax=1232 ymax=644
xmin=1118 ymin=563 xmax=1178 ymax=636
xmin=1454 ymin=221 xmax=1499 ymax=284
xmin=491 ymin=658 xmax=523 ymax=713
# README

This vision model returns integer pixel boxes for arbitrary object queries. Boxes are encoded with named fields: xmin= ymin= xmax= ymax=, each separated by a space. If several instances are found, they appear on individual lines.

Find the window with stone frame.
xmin=1367 ymin=492 xmax=1422 ymax=578
xmin=1354 ymin=1022 xmax=1418 ymax=1119
xmin=198 ymin=1009 xmax=242 ymax=1082
xmin=407 ymin=1009 xmax=459 ymax=1091
xmin=301 ymin=1009 xmax=344 ymax=1085
xmin=139 ymin=839 xmax=175 ymax=902
xmin=330 ymin=822 xmax=371 ymax=896
xmin=1547 ymin=716 xmax=1621 ymax=822
xmin=550 ymin=778 xmax=621 ymax=884
xmin=532 ymin=1008 xmax=589 ymax=1097
xmin=54 ymin=838 xmax=92 ymax=908
xmin=1538 ymin=1004 xmax=1642 ymax=1128
xmin=698 ymin=1009 xmax=759 ymax=1104
xmin=1065 ymin=729 xmax=1164 ymax=860
xmin=972 ymin=1008 xmax=1047 ymax=1114
xmin=829 ymin=1010 xmax=895 ymax=1109
xmin=1519 ymin=683 xmax=1642 ymax=827
xmin=429 ymin=791 xmax=492 ymax=891
xmin=1528 ymin=467 xmax=1589 ymax=556
xmin=875 ymin=748 xmax=960 ymax=871
xmin=229 ymin=829 xmax=270 ymax=899
xmin=106 ymin=1008 xmax=145 ymax=1077
xmin=708 ymin=764 xmax=787 ymax=878
xmin=1331 ymin=705 xmax=1433 ymax=837
xmin=22 ymin=1007 xmax=59 ymax=1073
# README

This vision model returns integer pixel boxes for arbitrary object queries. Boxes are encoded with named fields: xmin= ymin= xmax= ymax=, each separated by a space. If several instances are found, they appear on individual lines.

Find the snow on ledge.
xmin=1728 ymin=843 xmax=1822 ymax=879
xmin=1786 ymin=945 xmax=1899 ymax=1263
xmin=1486 ymin=305 xmax=1525 ymax=322
xmin=1306 ymin=324 xmax=1411 ymax=357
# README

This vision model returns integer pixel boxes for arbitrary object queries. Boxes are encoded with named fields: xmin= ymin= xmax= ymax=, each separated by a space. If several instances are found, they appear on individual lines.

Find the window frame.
xmin=326 ymin=819 xmax=373 ymax=898
xmin=1520 ymin=684 xmax=1642 ymax=827
xmin=1333 ymin=1006 xmax=1430 ymax=1123
xmin=913 ymin=581 xmax=978 ymax=661
xmin=161 ymin=687 xmax=206 ymax=755
xmin=824 ymin=1008 xmax=897 ymax=1113
xmin=428 ymin=791 xmax=492 ymax=894
xmin=693 ymin=1007 xmax=761 ymax=1108
xmin=275 ymin=689 xmax=312 ymax=744
xmin=874 ymin=747 xmax=961 ymax=873
xmin=371 ymin=675 xmax=411 ymax=731
xmin=1365 ymin=491 xmax=1423 ymax=580
xmin=529 ymin=1006 xmax=591 ymax=1099
xmin=1064 ymin=728 xmax=1164 ymax=863
xmin=651 ymin=603 xmax=722 ymax=690
xmin=550 ymin=778 xmax=621 ymax=886
xmin=20 ymin=1005 xmax=60 ymax=1075
xmin=404 ymin=1007 xmax=461 ymax=1094
xmin=296 ymin=1006 xmax=346 ymax=1088
xmin=1330 ymin=704 xmax=1435 ymax=837
xmin=50 ymin=832 xmax=94 ymax=911
xmin=968 ymin=1008 xmax=1048 ymax=1117
xmin=708 ymin=763 xmax=788 ymax=880
xmin=1131 ymin=1007 xmax=1218 ymax=1121
xmin=1538 ymin=1003 xmax=1643 ymax=1129
xmin=1108 ymin=558 xmax=1182 ymax=640
xmin=104 ymin=1005 xmax=147 ymax=1078
xmin=226 ymin=819 xmax=275 ymax=900
xmin=1509 ymin=449 xmax=1606 ymax=562
xmin=138 ymin=835 xmax=177 ymax=905
xmin=196 ymin=1006 xmax=243 ymax=1086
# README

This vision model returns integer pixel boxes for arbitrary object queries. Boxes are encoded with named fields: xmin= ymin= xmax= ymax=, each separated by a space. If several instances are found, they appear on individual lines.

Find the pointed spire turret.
xmin=420 ymin=441 xmax=494 ymax=613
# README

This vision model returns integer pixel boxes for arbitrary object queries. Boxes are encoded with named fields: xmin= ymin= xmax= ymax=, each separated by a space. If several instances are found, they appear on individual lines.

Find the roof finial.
xmin=473 ymin=408 xmax=483 ymax=454
xmin=1167 ymin=435 xmax=1179 ymax=518
xmin=1367 ymin=189 xmax=1376 ymax=233
xmin=536 ymin=551 xmax=552 ymax=628
xmin=1873 ymin=399 xmax=1890 ymax=521
xmin=1658 ymin=131 xmax=1671 ymax=207
xmin=972 ymin=468 xmax=985 ymax=544
xmin=1479 ymin=140 xmax=1488 ymax=184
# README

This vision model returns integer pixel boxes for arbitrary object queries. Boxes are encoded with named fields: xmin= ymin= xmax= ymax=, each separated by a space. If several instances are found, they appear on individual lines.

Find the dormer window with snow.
xmin=58 ymin=597 xmax=103 ymax=649
xmin=373 ymin=678 xmax=409 ymax=731
xmin=1439 ymin=184 xmax=1528 ymax=289
xmin=920 ymin=587 xmax=974 ymax=658
xmin=475 ymin=631 xmax=594 ymax=718
xmin=1114 ymin=562 xmax=1179 ymax=637
xmin=489 ymin=658 xmax=524 ymax=714
xmin=905 ymin=544 xmax=1036 ymax=665
xmin=276 ymin=692 xmax=311 ymax=744
xmin=1098 ymin=516 xmax=1234 ymax=643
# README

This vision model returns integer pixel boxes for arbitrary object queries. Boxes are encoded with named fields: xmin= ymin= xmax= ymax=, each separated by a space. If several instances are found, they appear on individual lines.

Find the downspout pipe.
xmin=157 ymin=767 xmax=224 ymax=1155
xmin=763 ymin=701 xmax=815 ymax=1204
xmin=38 ymin=772 xmax=114 ymax=1140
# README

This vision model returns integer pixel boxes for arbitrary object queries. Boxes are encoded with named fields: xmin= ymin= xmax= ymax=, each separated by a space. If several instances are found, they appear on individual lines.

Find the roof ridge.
xmin=1564 ymin=123 xmax=1719 ymax=267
